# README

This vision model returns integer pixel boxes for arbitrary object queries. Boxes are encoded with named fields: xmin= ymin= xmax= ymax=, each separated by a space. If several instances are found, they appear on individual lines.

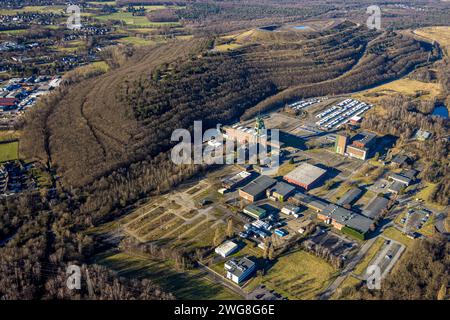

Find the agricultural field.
xmin=117 ymin=36 xmax=154 ymax=46
xmin=0 ymin=141 xmax=19 ymax=162
xmin=94 ymin=11 xmax=180 ymax=27
xmin=0 ymin=5 xmax=65 ymax=15
xmin=246 ymin=250 xmax=337 ymax=300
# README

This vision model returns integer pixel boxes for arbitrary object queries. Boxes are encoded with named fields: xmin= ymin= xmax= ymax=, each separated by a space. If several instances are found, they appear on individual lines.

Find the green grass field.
xmin=415 ymin=182 xmax=446 ymax=210
xmin=354 ymin=237 xmax=385 ymax=275
xmin=0 ymin=141 xmax=19 ymax=162
xmin=331 ymin=275 xmax=361 ymax=300
xmin=0 ymin=29 xmax=29 ymax=35
xmin=0 ymin=6 xmax=65 ymax=15
xmin=117 ymin=36 xmax=155 ymax=46
xmin=97 ymin=251 xmax=242 ymax=300
xmin=246 ymin=249 xmax=337 ymax=300
xmin=95 ymin=11 xmax=179 ymax=27
xmin=383 ymin=227 xmax=414 ymax=248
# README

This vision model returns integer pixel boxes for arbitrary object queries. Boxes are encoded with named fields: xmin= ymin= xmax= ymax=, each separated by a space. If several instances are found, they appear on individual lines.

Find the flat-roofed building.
xmin=281 ymin=204 xmax=300 ymax=216
xmin=215 ymin=241 xmax=239 ymax=258
xmin=388 ymin=173 xmax=412 ymax=186
xmin=239 ymin=175 xmax=277 ymax=202
xmin=346 ymin=145 xmax=368 ymax=160
xmin=363 ymin=196 xmax=389 ymax=219
xmin=290 ymin=192 xmax=328 ymax=212
xmin=352 ymin=132 xmax=377 ymax=149
xmin=388 ymin=181 xmax=404 ymax=194
xmin=266 ymin=181 xmax=296 ymax=202
xmin=283 ymin=163 xmax=327 ymax=190
xmin=391 ymin=154 xmax=409 ymax=167
xmin=225 ymin=257 xmax=256 ymax=284
xmin=337 ymin=187 xmax=363 ymax=207
xmin=334 ymin=134 xmax=348 ymax=155
xmin=222 ymin=171 xmax=253 ymax=189
xmin=318 ymin=204 xmax=373 ymax=237
xmin=243 ymin=204 xmax=268 ymax=219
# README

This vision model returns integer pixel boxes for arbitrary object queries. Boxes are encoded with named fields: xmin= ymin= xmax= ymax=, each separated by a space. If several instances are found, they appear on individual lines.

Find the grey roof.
xmin=284 ymin=163 xmax=326 ymax=186
xmin=388 ymin=181 xmax=404 ymax=193
xmin=291 ymin=192 xmax=328 ymax=211
xmin=402 ymin=169 xmax=417 ymax=179
xmin=322 ymin=204 xmax=373 ymax=234
xmin=225 ymin=257 xmax=255 ymax=278
xmin=337 ymin=188 xmax=363 ymax=206
xmin=240 ymin=175 xmax=277 ymax=197
xmin=389 ymin=173 xmax=411 ymax=185
xmin=353 ymin=132 xmax=377 ymax=146
xmin=267 ymin=181 xmax=295 ymax=197
xmin=392 ymin=154 xmax=408 ymax=165
xmin=363 ymin=196 xmax=389 ymax=219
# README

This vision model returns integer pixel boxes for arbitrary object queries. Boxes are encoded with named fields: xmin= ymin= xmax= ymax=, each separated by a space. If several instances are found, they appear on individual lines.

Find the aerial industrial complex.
xmin=105 ymin=95 xmax=438 ymax=301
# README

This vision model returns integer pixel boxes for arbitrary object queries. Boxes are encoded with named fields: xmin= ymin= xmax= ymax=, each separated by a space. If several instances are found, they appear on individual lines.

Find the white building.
xmin=225 ymin=257 xmax=256 ymax=284
xmin=215 ymin=241 xmax=238 ymax=258
xmin=281 ymin=204 xmax=300 ymax=216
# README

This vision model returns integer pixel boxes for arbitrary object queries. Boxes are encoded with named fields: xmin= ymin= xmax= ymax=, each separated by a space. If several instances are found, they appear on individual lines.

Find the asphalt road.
xmin=319 ymin=236 xmax=378 ymax=300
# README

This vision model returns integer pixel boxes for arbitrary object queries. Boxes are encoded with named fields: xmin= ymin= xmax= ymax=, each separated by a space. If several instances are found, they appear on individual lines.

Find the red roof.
xmin=0 ymin=98 xmax=17 ymax=106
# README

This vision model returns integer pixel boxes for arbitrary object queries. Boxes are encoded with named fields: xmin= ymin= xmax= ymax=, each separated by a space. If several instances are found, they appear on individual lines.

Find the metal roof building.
xmin=337 ymin=187 xmax=363 ymax=206
xmin=290 ymin=192 xmax=328 ymax=212
xmin=319 ymin=204 xmax=373 ymax=235
xmin=283 ymin=163 xmax=327 ymax=190
xmin=388 ymin=173 xmax=412 ymax=186
xmin=243 ymin=204 xmax=268 ymax=219
xmin=266 ymin=181 xmax=296 ymax=201
xmin=239 ymin=175 xmax=277 ymax=202
xmin=222 ymin=171 xmax=253 ymax=189
xmin=363 ymin=196 xmax=389 ymax=219
xmin=215 ymin=241 xmax=239 ymax=258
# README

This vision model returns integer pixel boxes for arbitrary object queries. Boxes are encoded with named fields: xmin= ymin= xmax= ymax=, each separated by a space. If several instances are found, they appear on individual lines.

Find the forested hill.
xmin=16 ymin=23 xmax=436 ymax=241
xmin=22 ymin=23 xmax=436 ymax=190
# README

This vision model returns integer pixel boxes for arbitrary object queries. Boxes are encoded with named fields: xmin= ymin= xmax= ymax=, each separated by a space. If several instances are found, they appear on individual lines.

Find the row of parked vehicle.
xmin=315 ymin=98 xmax=372 ymax=129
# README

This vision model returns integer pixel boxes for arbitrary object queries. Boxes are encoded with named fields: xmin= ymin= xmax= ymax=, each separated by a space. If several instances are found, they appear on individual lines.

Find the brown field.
xmin=353 ymin=78 xmax=443 ymax=104
xmin=414 ymin=27 xmax=450 ymax=57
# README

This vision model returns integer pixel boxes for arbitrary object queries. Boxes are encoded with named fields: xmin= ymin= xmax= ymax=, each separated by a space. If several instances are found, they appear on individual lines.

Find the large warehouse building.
xmin=239 ymin=175 xmax=277 ymax=202
xmin=283 ymin=163 xmax=327 ymax=190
